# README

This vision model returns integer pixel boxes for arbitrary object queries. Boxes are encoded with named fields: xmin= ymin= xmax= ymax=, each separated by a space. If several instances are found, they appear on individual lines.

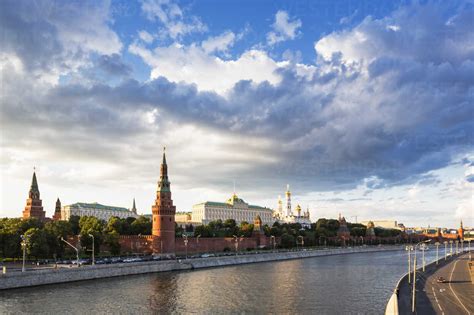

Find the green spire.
xmin=29 ymin=170 xmax=40 ymax=199
xmin=158 ymin=147 xmax=170 ymax=192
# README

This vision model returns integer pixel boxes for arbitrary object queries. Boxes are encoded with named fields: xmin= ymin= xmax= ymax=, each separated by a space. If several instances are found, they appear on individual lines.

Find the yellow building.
xmin=192 ymin=193 xmax=274 ymax=225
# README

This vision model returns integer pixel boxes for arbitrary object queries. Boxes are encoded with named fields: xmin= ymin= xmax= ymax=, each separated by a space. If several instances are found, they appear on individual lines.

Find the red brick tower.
xmin=152 ymin=148 xmax=176 ymax=254
xmin=458 ymin=220 xmax=464 ymax=240
xmin=52 ymin=198 xmax=62 ymax=221
xmin=22 ymin=170 xmax=46 ymax=221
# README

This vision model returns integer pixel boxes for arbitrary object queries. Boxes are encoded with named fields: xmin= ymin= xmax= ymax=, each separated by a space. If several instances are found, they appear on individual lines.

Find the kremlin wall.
xmin=20 ymin=149 xmax=469 ymax=257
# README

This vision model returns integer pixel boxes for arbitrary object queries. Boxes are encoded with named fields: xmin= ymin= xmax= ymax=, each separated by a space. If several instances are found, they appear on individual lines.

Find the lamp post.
xmin=20 ymin=235 xmax=29 ymax=272
xmin=434 ymin=242 xmax=440 ymax=265
xmin=196 ymin=235 xmax=201 ymax=244
xmin=297 ymin=236 xmax=304 ymax=251
xmin=455 ymin=240 xmax=459 ymax=255
xmin=450 ymin=240 xmax=453 ymax=255
xmin=411 ymin=240 xmax=429 ymax=313
xmin=61 ymin=237 xmax=79 ymax=266
xmin=444 ymin=241 xmax=448 ymax=260
xmin=233 ymin=235 xmax=239 ymax=256
xmin=468 ymin=240 xmax=471 ymax=260
xmin=183 ymin=235 xmax=188 ymax=259
xmin=405 ymin=245 xmax=413 ymax=284
xmin=421 ymin=243 xmax=427 ymax=272
xmin=88 ymin=234 xmax=95 ymax=265
xmin=270 ymin=235 xmax=276 ymax=251
xmin=412 ymin=256 xmax=417 ymax=313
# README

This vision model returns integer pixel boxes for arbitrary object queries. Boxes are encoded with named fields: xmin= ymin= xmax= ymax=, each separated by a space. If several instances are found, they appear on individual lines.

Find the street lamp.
xmin=20 ymin=235 xmax=29 ymax=272
xmin=434 ymin=242 xmax=440 ymax=265
xmin=233 ymin=235 xmax=239 ymax=256
xmin=88 ymin=234 xmax=95 ymax=265
xmin=297 ymin=236 xmax=304 ymax=251
xmin=444 ymin=241 xmax=448 ymax=261
xmin=61 ymin=237 xmax=79 ymax=266
xmin=270 ymin=235 xmax=276 ymax=251
xmin=468 ymin=240 xmax=471 ymax=260
xmin=405 ymin=245 xmax=413 ymax=284
xmin=411 ymin=240 xmax=430 ymax=312
xmin=420 ymin=243 xmax=427 ymax=272
xmin=196 ymin=234 xmax=201 ymax=244
xmin=183 ymin=234 xmax=188 ymax=259
xmin=455 ymin=240 xmax=459 ymax=255
xmin=450 ymin=240 xmax=453 ymax=255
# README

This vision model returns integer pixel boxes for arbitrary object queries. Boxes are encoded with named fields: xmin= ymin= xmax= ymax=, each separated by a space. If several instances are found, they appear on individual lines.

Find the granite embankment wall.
xmin=0 ymin=246 xmax=401 ymax=290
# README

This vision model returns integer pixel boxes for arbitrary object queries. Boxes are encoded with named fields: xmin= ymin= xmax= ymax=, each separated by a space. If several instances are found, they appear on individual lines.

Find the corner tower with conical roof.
xmin=152 ymin=147 xmax=176 ymax=254
xmin=52 ymin=198 xmax=62 ymax=221
xmin=22 ymin=170 xmax=46 ymax=221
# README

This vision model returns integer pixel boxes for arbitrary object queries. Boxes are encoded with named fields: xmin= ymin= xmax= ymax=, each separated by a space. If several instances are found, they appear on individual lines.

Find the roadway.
xmin=398 ymin=253 xmax=473 ymax=314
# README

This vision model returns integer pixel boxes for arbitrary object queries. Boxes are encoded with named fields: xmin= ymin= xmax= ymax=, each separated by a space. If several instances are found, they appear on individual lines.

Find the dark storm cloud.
xmin=96 ymin=54 xmax=132 ymax=77
xmin=1 ymin=1 xmax=473 ymax=194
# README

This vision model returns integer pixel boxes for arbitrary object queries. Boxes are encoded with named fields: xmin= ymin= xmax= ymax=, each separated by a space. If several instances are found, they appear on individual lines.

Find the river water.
xmin=0 ymin=248 xmax=443 ymax=314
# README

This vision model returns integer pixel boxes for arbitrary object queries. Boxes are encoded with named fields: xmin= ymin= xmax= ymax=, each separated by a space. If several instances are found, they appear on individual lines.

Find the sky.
xmin=0 ymin=0 xmax=473 ymax=228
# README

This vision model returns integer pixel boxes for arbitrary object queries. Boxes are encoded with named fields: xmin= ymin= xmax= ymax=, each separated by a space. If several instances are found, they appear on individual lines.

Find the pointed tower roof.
xmin=131 ymin=198 xmax=137 ymax=213
xmin=28 ymin=170 xmax=40 ymax=199
xmin=158 ymin=147 xmax=170 ymax=192
xmin=162 ymin=146 xmax=167 ymax=165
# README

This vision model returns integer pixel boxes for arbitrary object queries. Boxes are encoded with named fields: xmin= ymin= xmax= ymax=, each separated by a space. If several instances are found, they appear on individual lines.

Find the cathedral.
xmin=273 ymin=185 xmax=312 ymax=228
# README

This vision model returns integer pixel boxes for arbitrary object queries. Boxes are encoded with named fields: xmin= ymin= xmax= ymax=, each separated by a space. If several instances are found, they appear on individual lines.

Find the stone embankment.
xmin=0 ymin=246 xmax=401 ymax=290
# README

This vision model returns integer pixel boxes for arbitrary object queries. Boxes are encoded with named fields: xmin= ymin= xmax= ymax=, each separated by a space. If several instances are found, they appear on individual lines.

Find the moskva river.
xmin=0 ymin=249 xmax=442 ymax=314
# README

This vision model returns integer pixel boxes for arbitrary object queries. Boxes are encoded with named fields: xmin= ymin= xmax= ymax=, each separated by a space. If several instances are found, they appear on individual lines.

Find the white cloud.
xmin=138 ymin=30 xmax=154 ymax=43
xmin=140 ymin=0 xmax=207 ymax=39
xmin=202 ymin=31 xmax=236 ymax=54
xmin=267 ymin=10 xmax=302 ymax=45
xmin=129 ymin=43 xmax=287 ymax=94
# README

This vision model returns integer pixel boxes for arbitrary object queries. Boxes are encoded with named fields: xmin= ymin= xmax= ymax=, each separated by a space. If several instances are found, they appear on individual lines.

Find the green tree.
xmin=44 ymin=220 xmax=73 ymax=259
xmin=103 ymin=231 xmax=121 ymax=255
xmin=130 ymin=216 xmax=152 ymax=235
xmin=24 ymin=228 xmax=49 ymax=259
xmin=69 ymin=215 xmax=80 ymax=235
xmin=280 ymin=233 xmax=296 ymax=248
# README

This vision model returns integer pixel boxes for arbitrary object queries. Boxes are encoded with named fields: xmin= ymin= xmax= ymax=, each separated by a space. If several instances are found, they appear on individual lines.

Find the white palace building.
xmin=192 ymin=193 xmax=274 ymax=225
xmin=61 ymin=201 xmax=139 ymax=221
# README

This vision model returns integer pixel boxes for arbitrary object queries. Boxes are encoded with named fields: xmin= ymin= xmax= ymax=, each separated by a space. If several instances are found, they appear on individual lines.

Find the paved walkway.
xmin=398 ymin=253 xmax=473 ymax=314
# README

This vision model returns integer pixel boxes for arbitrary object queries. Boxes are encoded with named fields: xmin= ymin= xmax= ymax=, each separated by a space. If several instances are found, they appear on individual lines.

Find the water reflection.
xmin=0 ymin=250 xmax=441 ymax=314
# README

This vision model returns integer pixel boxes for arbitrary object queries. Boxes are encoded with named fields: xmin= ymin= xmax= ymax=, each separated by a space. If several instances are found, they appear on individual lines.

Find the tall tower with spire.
xmin=22 ymin=170 xmax=46 ymax=221
xmin=152 ymin=147 xmax=176 ymax=254
xmin=52 ymin=198 xmax=62 ymax=221
xmin=131 ymin=198 xmax=137 ymax=214
xmin=285 ymin=184 xmax=292 ymax=217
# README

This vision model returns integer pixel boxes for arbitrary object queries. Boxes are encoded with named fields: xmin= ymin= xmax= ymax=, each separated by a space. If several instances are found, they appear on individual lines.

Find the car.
xmin=437 ymin=276 xmax=446 ymax=283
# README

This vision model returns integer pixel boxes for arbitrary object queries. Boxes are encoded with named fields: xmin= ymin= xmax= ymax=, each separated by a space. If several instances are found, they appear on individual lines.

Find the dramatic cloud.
xmin=0 ymin=0 xmax=122 ymax=83
xmin=267 ymin=10 xmax=302 ymax=45
xmin=1 ymin=1 xmax=472 ymax=226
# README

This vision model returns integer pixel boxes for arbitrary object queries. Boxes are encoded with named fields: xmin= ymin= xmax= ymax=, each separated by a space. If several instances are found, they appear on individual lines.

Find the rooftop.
xmin=66 ymin=202 xmax=131 ymax=212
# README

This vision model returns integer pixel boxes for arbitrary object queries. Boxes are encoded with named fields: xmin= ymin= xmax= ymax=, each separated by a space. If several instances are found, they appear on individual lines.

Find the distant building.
xmin=61 ymin=201 xmax=139 ymax=221
xmin=175 ymin=212 xmax=201 ymax=228
xmin=360 ymin=220 xmax=400 ymax=230
xmin=192 ymin=193 xmax=274 ymax=225
xmin=273 ymin=185 xmax=311 ymax=228
xmin=22 ymin=170 xmax=46 ymax=221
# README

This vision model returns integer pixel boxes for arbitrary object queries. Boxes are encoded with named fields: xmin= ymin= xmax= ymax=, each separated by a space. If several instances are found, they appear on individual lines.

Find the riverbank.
xmin=0 ymin=246 xmax=402 ymax=290
xmin=384 ymin=251 xmax=471 ymax=315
